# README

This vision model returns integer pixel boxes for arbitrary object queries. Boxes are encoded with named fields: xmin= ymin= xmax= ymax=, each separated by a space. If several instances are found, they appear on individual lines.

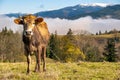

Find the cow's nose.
xmin=25 ymin=31 xmax=33 ymax=35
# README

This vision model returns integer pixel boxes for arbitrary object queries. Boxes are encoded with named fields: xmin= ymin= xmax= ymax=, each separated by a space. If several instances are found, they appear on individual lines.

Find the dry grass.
xmin=0 ymin=61 xmax=120 ymax=80
xmin=93 ymin=33 xmax=120 ymax=38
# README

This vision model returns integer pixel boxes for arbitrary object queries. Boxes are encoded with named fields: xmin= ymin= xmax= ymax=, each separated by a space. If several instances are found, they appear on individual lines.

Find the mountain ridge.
xmin=2 ymin=4 xmax=120 ymax=20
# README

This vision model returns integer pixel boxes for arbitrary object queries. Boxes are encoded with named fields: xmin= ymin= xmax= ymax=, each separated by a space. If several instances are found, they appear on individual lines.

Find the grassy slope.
xmin=0 ymin=62 xmax=120 ymax=80
xmin=93 ymin=33 xmax=120 ymax=38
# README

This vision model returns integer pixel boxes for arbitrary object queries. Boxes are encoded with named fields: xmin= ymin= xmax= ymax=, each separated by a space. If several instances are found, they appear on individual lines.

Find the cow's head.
xmin=14 ymin=14 xmax=43 ymax=37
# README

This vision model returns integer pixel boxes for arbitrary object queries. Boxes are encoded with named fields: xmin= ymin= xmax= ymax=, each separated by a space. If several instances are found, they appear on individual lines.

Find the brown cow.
xmin=14 ymin=14 xmax=50 ymax=74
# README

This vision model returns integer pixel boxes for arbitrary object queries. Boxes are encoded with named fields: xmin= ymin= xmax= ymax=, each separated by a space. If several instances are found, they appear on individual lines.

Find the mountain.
xmin=34 ymin=4 xmax=104 ymax=19
xmin=2 ymin=4 xmax=120 ymax=20
xmin=87 ymin=5 xmax=120 ymax=19
xmin=5 ymin=13 xmax=26 ymax=18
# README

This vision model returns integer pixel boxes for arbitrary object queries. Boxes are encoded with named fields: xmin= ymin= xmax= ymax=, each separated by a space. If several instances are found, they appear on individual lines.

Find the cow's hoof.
xmin=33 ymin=70 xmax=41 ymax=73
xmin=43 ymin=69 xmax=46 ymax=72
xmin=33 ymin=70 xmax=37 ymax=72
xmin=26 ymin=72 xmax=30 ymax=75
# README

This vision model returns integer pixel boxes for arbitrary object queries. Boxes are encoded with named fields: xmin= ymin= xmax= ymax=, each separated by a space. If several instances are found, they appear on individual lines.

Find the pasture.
xmin=0 ymin=61 xmax=119 ymax=80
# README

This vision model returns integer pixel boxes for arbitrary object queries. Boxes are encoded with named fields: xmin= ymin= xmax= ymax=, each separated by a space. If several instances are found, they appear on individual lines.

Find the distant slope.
xmin=5 ymin=13 xmax=26 ymax=18
xmin=87 ymin=5 xmax=120 ymax=19
xmin=2 ymin=4 xmax=120 ymax=20
xmin=35 ymin=5 xmax=103 ymax=19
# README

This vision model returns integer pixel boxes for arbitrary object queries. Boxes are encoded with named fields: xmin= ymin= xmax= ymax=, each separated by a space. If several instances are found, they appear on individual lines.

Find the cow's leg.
xmin=43 ymin=47 xmax=46 ymax=72
xmin=34 ymin=51 xmax=38 ymax=72
xmin=24 ymin=47 xmax=31 ymax=74
xmin=34 ymin=47 xmax=41 ymax=72
xmin=26 ymin=54 xmax=31 ymax=74
xmin=38 ymin=47 xmax=42 ymax=72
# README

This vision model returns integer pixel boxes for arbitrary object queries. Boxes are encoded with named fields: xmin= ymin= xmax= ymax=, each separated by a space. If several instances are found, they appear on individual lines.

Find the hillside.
xmin=87 ymin=5 xmax=120 ymax=19
xmin=93 ymin=33 xmax=120 ymax=38
xmin=34 ymin=5 xmax=103 ymax=19
xmin=3 ymin=4 xmax=120 ymax=20
xmin=0 ymin=62 xmax=119 ymax=80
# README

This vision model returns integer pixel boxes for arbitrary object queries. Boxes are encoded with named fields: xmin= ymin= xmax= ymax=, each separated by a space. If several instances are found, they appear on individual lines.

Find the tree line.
xmin=48 ymin=29 xmax=120 ymax=62
xmin=0 ymin=27 xmax=25 ymax=62
xmin=96 ymin=29 xmax=120 ymax=35
xmin=0 ymin=27 xmax=120 ymax=62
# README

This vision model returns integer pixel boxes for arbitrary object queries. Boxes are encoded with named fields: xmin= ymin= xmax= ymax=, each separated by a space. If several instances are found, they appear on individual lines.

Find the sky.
xmin=0 ymin=0 xmax=120 ymax=14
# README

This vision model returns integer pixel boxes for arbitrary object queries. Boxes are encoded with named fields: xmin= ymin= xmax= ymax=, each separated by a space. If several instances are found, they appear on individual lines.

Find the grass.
xmin=0 ymin=61 xmax=120 ymax=80
xmin=93 ymin=33 xmax=120 ymax=38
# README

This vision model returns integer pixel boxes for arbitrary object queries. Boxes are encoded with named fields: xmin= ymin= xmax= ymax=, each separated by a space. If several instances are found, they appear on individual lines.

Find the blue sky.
xmin=0 ymin=0 xmax=120 ymax=14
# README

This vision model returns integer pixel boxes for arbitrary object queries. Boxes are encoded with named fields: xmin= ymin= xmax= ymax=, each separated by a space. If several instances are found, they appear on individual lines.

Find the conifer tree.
xmin=103 ymin=38 xmax=117 ymax=62
xmin=66 ymin=28 xmax=74 ymax=41
xmin=99 ymin=30 xmax=102 ymax=35
xmin=48 ymin=31 xmax=61 ymax=60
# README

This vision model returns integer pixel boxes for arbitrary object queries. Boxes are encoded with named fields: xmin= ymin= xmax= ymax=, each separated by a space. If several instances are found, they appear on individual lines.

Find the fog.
xmin=0 ymin=15 xmax=22 ymax=32
xmin=45 ymin=16 xmax=120 ymax=34
xmin=0 ymin=15 xmax=120 ymax=34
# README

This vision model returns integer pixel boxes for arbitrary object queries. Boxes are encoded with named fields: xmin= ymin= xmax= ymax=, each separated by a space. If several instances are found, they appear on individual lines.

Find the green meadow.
xmin=0 ymin=61 xmax=119 ymax=80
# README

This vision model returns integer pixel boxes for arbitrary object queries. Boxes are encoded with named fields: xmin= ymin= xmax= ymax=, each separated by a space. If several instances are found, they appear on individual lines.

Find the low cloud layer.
xmin=0 ymin=15 xmax=120 ymax=34
xmin=0 ymin=15 xmax=22 ymax=32
xmin=45 ymin=16 xmax=120 ymax=34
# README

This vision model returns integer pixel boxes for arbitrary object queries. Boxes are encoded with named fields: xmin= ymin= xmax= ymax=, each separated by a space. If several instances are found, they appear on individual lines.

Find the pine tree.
xmin=96 ymin=32 xmax=98 ymax=35
xmin=103 ymin=39 xmax=117 ymax=62
xmin=48 ymin=34 xmax=54 ymax=58
xmin=66 ymin=28 xmax=74 ymax=41
xmin=48 ymin=31 xmax=61 ymax=60
xmin=105 ymin=30 xmax=108 ymax=34
xmin=99 ymin=30 xmax=102 ymax=35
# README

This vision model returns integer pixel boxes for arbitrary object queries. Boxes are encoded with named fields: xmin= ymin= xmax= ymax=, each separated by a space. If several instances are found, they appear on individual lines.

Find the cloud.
xmin=0 ymin=15 xmax=120 ymax=34
xmin=90 ymin=18 xmax=120 ymax=33
xmin=45 ymin=16 xmax=120 ymax=34
xmin=45 ymin=16 xmax=93 ymax=34
xmin=0 ymin=15 xmax=22 ymax=32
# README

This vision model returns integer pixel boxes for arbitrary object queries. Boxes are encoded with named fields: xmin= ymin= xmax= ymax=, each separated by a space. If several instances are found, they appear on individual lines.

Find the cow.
xmin=14 ymin=14 xmax=50 ymax=74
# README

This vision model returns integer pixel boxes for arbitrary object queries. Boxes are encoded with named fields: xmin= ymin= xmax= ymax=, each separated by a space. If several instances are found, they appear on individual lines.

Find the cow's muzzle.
xmin=24 ymin=30 xmax=33 ymax=37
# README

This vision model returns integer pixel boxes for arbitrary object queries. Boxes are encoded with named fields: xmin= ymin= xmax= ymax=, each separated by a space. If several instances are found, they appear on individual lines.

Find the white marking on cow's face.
xmin=23 ymin=23 xmax=35 ymax=36
xmin=32 ymin=24 xmax=35 ymax=27
xmin=26 ymin=28 xmax=32 ymax=32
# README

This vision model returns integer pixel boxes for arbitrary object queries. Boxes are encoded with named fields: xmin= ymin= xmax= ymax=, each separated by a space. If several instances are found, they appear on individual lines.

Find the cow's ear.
xmin=35 ymin=18 xmax=44 ymax=24
xmin=14 ymin=19 xmax=23 ymax=24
